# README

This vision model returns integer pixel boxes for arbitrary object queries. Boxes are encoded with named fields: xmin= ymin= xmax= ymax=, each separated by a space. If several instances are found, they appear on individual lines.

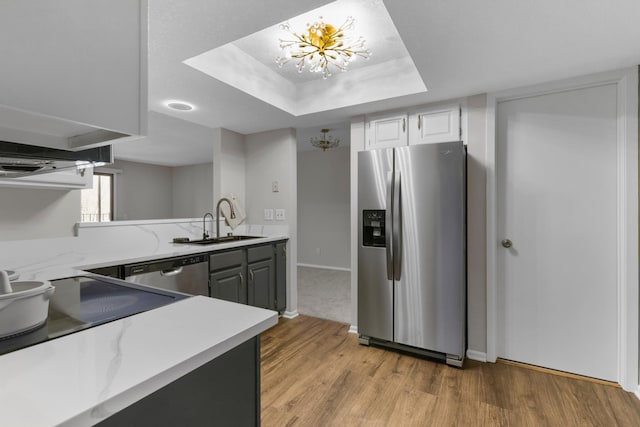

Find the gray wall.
xmin=465 ymin=94 xmax=488 ymax=356
xmin=112 ymin=160 xmax=173 ymax=220
xmin=172 ymin=162 xmax=214 ymax=218
xmin=0 ymin=187 xmax=80 ymax=240
xmin=0 ymin=160 xmax=212 ymax=243
xmin=297 ymin=147 xmax=350 ymax=269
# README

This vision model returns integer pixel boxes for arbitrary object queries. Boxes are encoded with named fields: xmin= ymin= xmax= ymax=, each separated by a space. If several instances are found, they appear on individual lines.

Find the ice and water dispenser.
xmin=362 ymin=210 xmax=386 ymax=247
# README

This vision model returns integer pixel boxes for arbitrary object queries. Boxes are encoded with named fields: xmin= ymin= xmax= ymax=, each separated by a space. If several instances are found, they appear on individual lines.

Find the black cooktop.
xmin=0 ymin=275 xmax=189 ymax=356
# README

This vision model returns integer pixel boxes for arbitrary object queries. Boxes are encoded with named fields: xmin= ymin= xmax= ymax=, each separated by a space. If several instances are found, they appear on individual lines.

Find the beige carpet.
xmin=297 ymin=266 xmax=351 ymax=325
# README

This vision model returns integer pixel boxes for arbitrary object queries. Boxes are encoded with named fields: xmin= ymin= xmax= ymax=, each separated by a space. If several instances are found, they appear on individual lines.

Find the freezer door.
xmin=358 ymin=148 xmax=394 ymax=341
xmin=393 ymin=142 xmax=465 ymax=357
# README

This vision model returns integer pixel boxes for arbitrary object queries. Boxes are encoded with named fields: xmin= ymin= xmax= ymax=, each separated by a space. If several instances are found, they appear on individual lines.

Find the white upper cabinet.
xmin=0 ymin=0 xmax=147 ymax=151
xmin=365 ymin=104 xmax=462 ymax=150
xmin=409 ymin=104 xmax=461 ymax=145
xmin=365 ymin=113 xmax=408 ymax=149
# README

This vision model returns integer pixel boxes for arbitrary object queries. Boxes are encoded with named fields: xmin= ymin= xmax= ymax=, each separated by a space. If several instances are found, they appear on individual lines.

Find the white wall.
xmin=213 ymin=128 xmax=246 ymax=211
xmin=466 ymin=94 xmax=488 ymax=355
xmin=112 ymin=160 xmax=173 ymax=220
xmin=297 ymin=146 xmax=350 ymax=269
xmin=172 ymin=162 xmax=213 ymax=218
xmin=0 ymin=187 xmax=80 ymax=240
xmin=350 ymin=116 xmax=366 ymax=330
xmin=245 ymin=128 xmax=297 ymax=315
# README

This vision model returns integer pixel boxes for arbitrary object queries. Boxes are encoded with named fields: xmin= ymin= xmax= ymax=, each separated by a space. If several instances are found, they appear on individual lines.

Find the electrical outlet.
xmin=264 ymin=209 xmax=274 ymax=221
xmin=272 ymin=181 xmax=279 ymax=192
xmin=275 ymin=209 xmax=285 ymax=221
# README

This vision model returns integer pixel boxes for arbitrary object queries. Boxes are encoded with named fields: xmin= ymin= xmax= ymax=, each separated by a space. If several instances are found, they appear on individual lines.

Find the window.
xmin=81 ymin=172 xmax=114 ymax=222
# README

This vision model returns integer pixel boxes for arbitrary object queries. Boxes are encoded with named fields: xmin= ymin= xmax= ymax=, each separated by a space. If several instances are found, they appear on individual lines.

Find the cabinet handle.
xmin=160 ymin=267 xmax=183 ymax=277
xmin=239 ymin=272 xmax=244 ymax=286
xmin=418 ymin=115 xmax=421 ymax=130
xmin=249 ymin=270 xmax=254 ymax=283
xmin=402 ymin=118 xmax=406 ymax=132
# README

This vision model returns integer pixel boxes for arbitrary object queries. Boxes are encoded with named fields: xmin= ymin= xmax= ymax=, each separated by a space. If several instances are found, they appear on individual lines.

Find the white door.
xmin=496 ymin=83 xmax=618 ymax=381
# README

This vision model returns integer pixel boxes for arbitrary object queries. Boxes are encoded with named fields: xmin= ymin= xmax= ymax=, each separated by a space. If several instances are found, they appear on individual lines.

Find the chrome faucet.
xmin=202 ymin=212 xmax=214 ymax=240
xmin=216 ymin=198 xmax=236 ymax=239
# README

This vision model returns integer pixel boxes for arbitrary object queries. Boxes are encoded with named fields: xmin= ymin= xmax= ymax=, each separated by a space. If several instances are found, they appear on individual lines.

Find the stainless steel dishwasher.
xmin=123 ymin=254 xmax=209 ymax=297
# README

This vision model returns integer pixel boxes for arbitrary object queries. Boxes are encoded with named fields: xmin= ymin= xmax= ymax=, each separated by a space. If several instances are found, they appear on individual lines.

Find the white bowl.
xmin=0 ymin=281 xmax=55 ymax=338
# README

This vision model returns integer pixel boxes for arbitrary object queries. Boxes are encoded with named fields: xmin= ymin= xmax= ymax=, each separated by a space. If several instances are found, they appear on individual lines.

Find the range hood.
xmin=0 ymin=140 xmax=112 ymax=178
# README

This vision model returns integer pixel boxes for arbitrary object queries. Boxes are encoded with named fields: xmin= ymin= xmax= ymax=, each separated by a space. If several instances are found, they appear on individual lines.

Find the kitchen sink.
xmin=173 ymin=236 xmax=262 ymax=245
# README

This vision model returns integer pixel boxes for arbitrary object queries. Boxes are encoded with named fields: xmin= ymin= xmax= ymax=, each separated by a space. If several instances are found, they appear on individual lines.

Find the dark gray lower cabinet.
xmin=97 ymin=336 xmax=260 ymax=427
xmin=209 ymin=240 xmax=287 ymax=312
xmin=210 ymin=266 xmax=246 ymax=304
xmin=248 ymin=245 xmax=276 ymax=310
xmin=275 ymin=241 xmax=287 ymax=312
xmin=209 ymin=249 xmax=246 ymax=304
xmin=248 ymin=259 xmax=274 ymax=309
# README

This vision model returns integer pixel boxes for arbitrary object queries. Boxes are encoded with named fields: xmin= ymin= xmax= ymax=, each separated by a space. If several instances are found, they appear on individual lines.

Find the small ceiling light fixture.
xmin=310 ymin=128 xmax=340 ymax=151
xmin=165 ymin=100 xmax=195 ymax=111
xmin=276 ymin=16 xmax=371 ymax=79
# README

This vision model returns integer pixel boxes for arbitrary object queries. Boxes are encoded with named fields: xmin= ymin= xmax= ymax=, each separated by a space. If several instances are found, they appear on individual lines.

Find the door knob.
xmin=501 ymin=239 xmax=513 ymax=248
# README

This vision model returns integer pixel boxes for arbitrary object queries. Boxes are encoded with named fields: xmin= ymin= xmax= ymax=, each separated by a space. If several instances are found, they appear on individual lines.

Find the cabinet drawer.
xmin=248 ymin=245 xmax=273 ymax=263
xmin=210 ymin=249 xmax=245 ymax=272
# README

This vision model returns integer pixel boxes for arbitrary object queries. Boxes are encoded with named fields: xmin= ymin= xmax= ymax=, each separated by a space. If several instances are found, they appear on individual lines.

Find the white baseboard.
xmin=282 ymin=310 xmax=299 ymax=319
xmin=466 ymin=350 xmax=488 ymax=362
xmin=297 ymin=263 xmax=351 ymax=272
xmin=348 ymin=325 xmax=358 ymax=334
xmin=635 ymin=385 xmax=640 ymax=401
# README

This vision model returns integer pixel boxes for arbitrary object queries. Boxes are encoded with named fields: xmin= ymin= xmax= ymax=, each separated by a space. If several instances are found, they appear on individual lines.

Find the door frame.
xmin=485 ymin=67 xmax=639 ymax=391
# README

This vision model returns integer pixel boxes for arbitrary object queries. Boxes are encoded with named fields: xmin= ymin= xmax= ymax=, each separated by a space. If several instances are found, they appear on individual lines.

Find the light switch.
xmin=275 ymin=209 xmax=285 ymax=221
xmin=264 ymin=209 xmax=274 ymax=221
xmin=272 ymin=181 xmax=279 ymax=192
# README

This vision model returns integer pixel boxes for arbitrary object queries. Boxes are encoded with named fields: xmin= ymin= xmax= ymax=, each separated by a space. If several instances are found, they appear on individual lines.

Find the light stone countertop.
xmin=8 ymin=235 xmax=288 ymax=282
xmin=0 ymin=296 xmax=277 ymax=426
xmin=0 ymin=221 xmax=285 ymax=426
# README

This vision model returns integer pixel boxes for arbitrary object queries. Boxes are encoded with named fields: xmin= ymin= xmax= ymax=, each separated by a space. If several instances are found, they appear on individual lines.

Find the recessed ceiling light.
xmin=165 ymin=100 xmax=195 ymax=111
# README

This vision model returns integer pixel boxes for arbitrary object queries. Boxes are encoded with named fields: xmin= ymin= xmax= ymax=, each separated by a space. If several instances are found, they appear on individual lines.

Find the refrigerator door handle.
xmin=393 ymin=170 xmax=402 ymax=280
xmin=386 ymin=170 xmax=394 ymax=280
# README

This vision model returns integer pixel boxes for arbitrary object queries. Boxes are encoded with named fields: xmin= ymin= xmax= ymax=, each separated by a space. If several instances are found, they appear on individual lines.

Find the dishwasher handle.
xmin=160 ymin=267 xmax=183 ymax=277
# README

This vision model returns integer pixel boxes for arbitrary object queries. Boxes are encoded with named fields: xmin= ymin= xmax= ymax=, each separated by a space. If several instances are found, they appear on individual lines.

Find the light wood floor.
xmin=260 ymin=315 xmax=640 ymax=427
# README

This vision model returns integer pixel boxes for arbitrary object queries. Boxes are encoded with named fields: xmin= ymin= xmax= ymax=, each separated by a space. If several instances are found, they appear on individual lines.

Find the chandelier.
xmin=276 ymin=16 xmax=371 ymax=79
xmin=310 ymin=129 xmax=340 ymax=151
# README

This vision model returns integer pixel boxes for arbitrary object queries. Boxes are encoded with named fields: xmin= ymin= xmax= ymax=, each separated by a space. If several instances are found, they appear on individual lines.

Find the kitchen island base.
xmin=97 ymin=336 xmax=260 ymax=427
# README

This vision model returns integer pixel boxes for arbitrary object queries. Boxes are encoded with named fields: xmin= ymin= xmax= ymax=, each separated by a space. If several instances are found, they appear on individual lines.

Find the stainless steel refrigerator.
xmin=357 ymin=141 xmax=466 ymax=366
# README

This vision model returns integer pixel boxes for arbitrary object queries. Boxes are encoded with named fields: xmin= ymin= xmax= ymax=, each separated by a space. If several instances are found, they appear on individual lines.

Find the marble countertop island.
xmin=0 ymin=219 xmax=284 ymax=426
xmin=0 ymin=296 xmax=277 ymax=426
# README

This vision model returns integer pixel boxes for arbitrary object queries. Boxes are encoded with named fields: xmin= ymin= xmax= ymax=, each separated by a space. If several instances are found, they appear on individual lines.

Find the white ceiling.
xmin=181 ymin=0 xmax=425 ymax=117
xmin=116 ymin=0 xmax=640 ymax=166
xmin=113 ymin=111 xmax=214 ymax=166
